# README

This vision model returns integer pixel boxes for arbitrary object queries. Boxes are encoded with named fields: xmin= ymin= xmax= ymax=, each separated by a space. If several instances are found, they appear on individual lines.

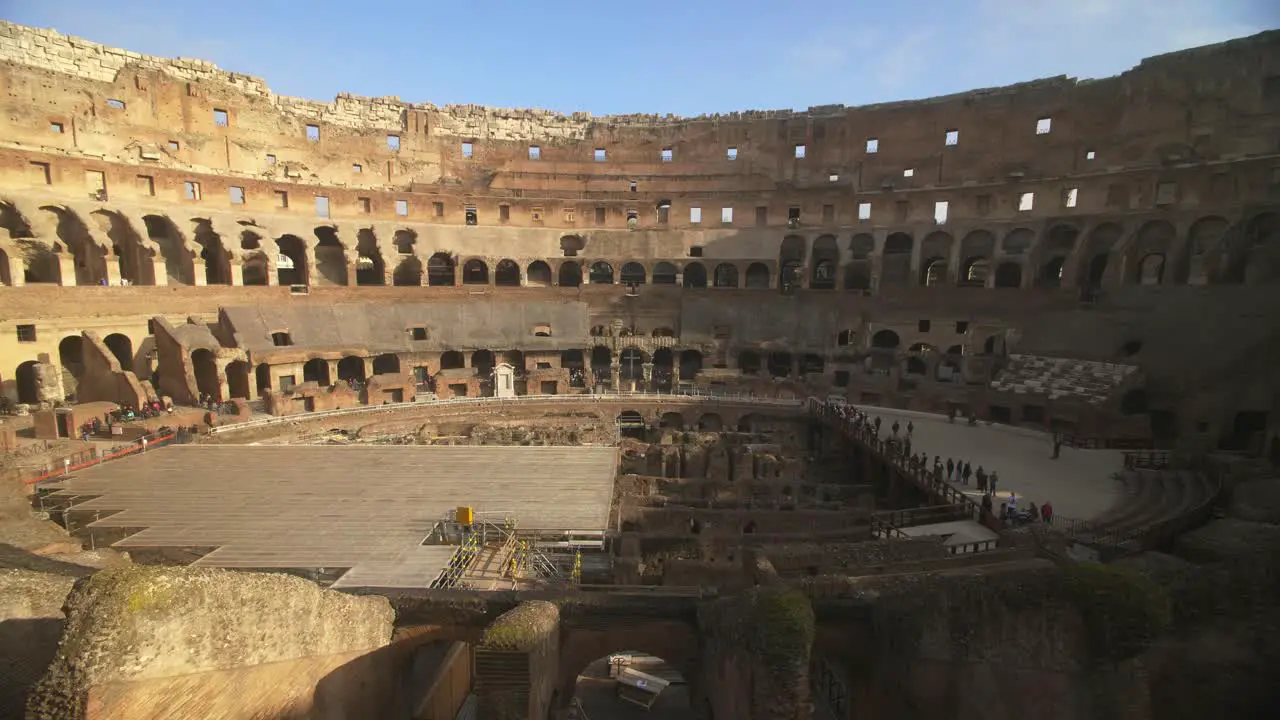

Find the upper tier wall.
xmin=2 ymin=21 xmax=1278 ymax=196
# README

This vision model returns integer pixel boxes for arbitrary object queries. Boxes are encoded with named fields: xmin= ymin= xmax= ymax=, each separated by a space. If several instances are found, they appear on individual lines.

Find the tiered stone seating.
xmin=1082 ymin=469 xmax=1216 ymax=550
xmin=990 ymin=354 xmax=1139 ymax=405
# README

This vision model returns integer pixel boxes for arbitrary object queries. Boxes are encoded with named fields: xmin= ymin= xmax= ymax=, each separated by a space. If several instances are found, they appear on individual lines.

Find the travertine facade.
xmin=0 ymin=21 xmax=1277 ymax=450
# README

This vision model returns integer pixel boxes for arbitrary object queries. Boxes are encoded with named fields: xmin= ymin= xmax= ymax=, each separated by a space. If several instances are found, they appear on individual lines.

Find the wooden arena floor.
xmin=41 ymin=444 xmax=618 ymax=588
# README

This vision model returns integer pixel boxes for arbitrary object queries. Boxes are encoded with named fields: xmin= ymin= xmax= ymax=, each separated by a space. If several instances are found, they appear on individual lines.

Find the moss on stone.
xmin=480 ymin=600 xmax=559 ymax=652
xmin=1060 ymin=562 xmax=1171 ymax=662
xmin=750 ymin=586 xmax=815 ymax=663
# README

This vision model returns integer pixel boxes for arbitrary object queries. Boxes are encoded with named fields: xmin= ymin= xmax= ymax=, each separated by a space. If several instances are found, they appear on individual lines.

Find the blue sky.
xmin=4 ymin=0 xmax=1277 ymax=115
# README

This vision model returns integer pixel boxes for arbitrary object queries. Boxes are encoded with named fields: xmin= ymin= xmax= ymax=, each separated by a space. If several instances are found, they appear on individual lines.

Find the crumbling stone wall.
xmin=0 ymin=570 xmax=77 ymax=720
xmin=26 ymin=566 xmax=395 ymax=720
xmin=474 ymin=600 xmax=560 ymax=720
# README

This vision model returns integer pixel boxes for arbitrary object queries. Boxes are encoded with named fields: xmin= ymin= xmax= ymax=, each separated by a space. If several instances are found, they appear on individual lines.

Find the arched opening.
xmin=392 ymin=256 xmax=423 ymax=286
xmin=225 ymin=360 xmax=250 ymax=399
xmin=1083 ymin=254 xmax=1109 ymax=299
xmin=302 ymin=358 xmax=331 ymax=386
xmin=471 ymin=350 xmax=495 ymax=377
xmin=241 ymin=252 xmax=269 ymax=286
xmin=562 ymin=349 xmax=586 ymax=387
xmin=526 ymin=260 xmax=552 ymax=286
xmin=462 ymin=259 xmax=489 ymax=285
xmin=372 ymin=353 xmax=401 ymax=375
xmin=1185 ymin=216 xmax=1229 ymax=284
xmin=275 ymin=235 xmax=308 ymax=286
xmin=843 ymin=262 xmax=871 ymax=291
xmin=660 ymin=411 xmax=684 ymax=429
xmin=738 ymin=350 xmax=761 ymax=375
xmin=393 ymin=229 xmax=417 ymax=256
xmin=960 ymin=257 xmax=989 ymax=287
xmin=440 ymin=351 xmax=466 ymax=371
xmin=1136 ymin=254 xmax=1165 ymax=285
xmin=58 ymin=335 xmax=84 ymax=401
xmin=652 ymin=348 xmax=674 ymax=391
xmin=192 ymin=219 xmax=230 ymax=286
xmin=713 ymin=263 xmax=738 ymax=288
xmin=191 ymin=348 xmax=221 ymax=401
xmin=1078 ymin=223 xmax=1121 ymax=297
xmin=589 ymin=261 xmax=614 ymax=285
xmin=427 ymin=253 xmax=455 ymax=286
xmin=744 ymin=262 xmax=770 ymax=289
xmin=993 ymin=262 xmax=1022 ymax=288
xmin=355 ymin=231 xmax=385 ymax=286
xmin=698 ymin=413 xmax=723 ymax=431
xmin=652 ymin=262 xmax=678 ymax=285
xmin=767 ymin=352 xmax=792 ymax=378
xmin=616 ymin=411 xmax=646 ymax=440
xmin=144 ymin=214 xmax=195 ymax=285
xmin=921 ymin=257 xmax=947 ymax=287
xmin=590 ymin=346 xmax=611 ymax=385
xmin=800 ymin=354 xmax=824 ymax=377
xmin=651 ymin=327 xmax=675 ymax=338
xmin=503 ymin=350 xmax=525 ymax=372
xmin=15 ymin=360 xmax=39 ymax=404
xmin=779 ymin=261 xmax=802 ymax=294
xmin=837 ymin=330 xmax=854 ymax=346
xmin=871 ymin=329 xmax=900 ymax=350
xmin=811 ymin=235 xmax=839 ymax=290
xmin=569 ymin=652 xmax=692 ymax=716
xmin=255 ymin=363 xmax=272 ymax=394
xmin=42 ymin=205 xmax=106 ymax=286
xmin=103 ymin=333 xmax=133 ymax=371
xmin=935 ymin=358 xmax=961 ymax=382
xmin=679 ymin=350 xmax=703 ymax=381
xmin=336 ymin=356 xmax=366 ymax=384
xmin=560 ymin=235 xmax=585 ymax=258
xmin=618 ymin=347 xmax=647 ymax=383
xmin=620 ymin=262 xmax=646 ymax=285
xmin=312 ymin=227 xmax=348 ymax=286
xmin=881 ymin=233 xmax=914 ymax=286
xmin=559 ymin=262 xmax=583 ymax=287
xmin=1039 ymin=257 xmax=1066 ymax=287
xmin=905 ymin=357 xmax=927 ymax=375
xmin=682 ymin=262 xmax=707 ymax=289
xmin=495 ymin=259 xmax=521 ymax=286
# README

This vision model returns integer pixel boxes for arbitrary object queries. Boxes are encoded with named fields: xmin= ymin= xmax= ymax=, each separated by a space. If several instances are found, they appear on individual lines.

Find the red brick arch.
xmin=556 ymin=618 xmax=702 ymax=708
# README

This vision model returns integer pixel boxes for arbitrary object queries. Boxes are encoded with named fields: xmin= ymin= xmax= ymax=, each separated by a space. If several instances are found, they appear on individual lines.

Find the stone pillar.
xmin=347 ymin=260 xmax=361 ymax=287
xmin=149 ymin=257 xmax=169 ymax=286
xmin=5 ymin=253 xmax=25 ymax=287
xmin=55 ymin=254 xmax=77 ymax=286
xmin=228 ymin=262 xmax=244 ymax=286
xmin=610 ymin=361 xmax=620 ymax=391
xmin=475 ymin=601 xmax=561 ymax=720
xmin=104 ymin=259 xmax=122 ymax=287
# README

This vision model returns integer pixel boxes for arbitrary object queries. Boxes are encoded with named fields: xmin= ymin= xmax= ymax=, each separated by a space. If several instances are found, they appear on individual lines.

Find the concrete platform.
xmin=40 ymin=445 xmax=618 ymax=589
xmin=856 ymin=408 xmax=1125 ymax=521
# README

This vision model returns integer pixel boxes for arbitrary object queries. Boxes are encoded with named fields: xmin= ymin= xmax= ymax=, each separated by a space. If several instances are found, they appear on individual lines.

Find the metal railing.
xmin=23 ymin=429 xmax=184 ymax=486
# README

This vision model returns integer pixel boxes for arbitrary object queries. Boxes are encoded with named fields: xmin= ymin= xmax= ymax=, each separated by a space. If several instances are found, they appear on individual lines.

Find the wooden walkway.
xmin=42 ymin=445 xmax=618 ymax=588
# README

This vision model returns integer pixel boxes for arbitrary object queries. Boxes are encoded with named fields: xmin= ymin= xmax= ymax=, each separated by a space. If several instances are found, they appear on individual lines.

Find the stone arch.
xmin=470 ymin=350 xmax=495 ymax=376
xmin=811 ymin=235 xmax=839 ymax=289
xmin=427 ymin=253 xmax=455 ymax=286
xmin=241 ymin=252 xmax=269 ymax=286
xmin=103 ymin=333 xmax=133 ymax=371
xmin=589 ymin=346 xmax=611 ymax=382
xmin=1183 ymin=215 xmax=1229 ymax=284
xmin=1002 ymin=228 xmax=1035 ymax=256
xmin=679 ymin=349 xmax=703 ymax=380
xmin=91 ymin=209 xmax=153 ymax=286
xmin=800 ymin=353 xmax=825 ymax=376
xmin=58 ymin=335 xmax=84 ymax=399
xmin=440 ymin=351 xmax=466 ymax=371
xmin=1036 ymin=224 xmax=1078 ymax=288
xmin=558 ymin=261 xmax=582 ymax=287
xmin=767 ymin=352 xmax=792 ymax=378
xmin=881 ymin=233 xmax=913 ymax=286
xmin=14 ymin=360 xmax=39 ymax=404
xmin=557 ymin=631 xmax=700 ymax=715
xmin=660 ymin=411 xmax=684 ymax=429
xmin=314 ymin=226 xmax=349 ymax=286
xmin=191 ymin=348 xmax=221 ymax=401
xmin=744 ymin=262 xmax=770 ymax=289
xmin=336 ymin=356 xmax=366 ymax=383
xmin=618 ymin=347 xmax=648 ymax=381
xmin=620 ymin=261 xmax=646 ymax=285
xmin=958 ymin=230 xmax=996 ymax=287
xmin=1129 ymin=220 xmax=1176 ymax=285
xmin=738 ymin=350 xmax=762 ymax=375
xmin=697 ymin=413 xmax=724 ymax=431
xmin=780 ymin=235 xmax=806 ymax=292
xmin=373 ymin=353 xmax=401 ymax=375
xmin=275 ymin=235 xmax=309 ymax=286
xmin=190 ymin=219 xmax=230 ymax=285
xmin=871 ymin=329 xmax=900 ymax=350
xmin=393 ymin=256 xmax=423 ymax=286
xmin=354 ymin=229 xmax=385 ymax=286
xmin=652 ymin=262 xmax=678 ymax=285
xmin=652 ymin=347 xmax=674 ymax=390
xmin=560 ymin=234 xmax=585 ymax=258
xmin=42 ymin=205 xmax=107 ymax=286
xmin=462 ymin=258 xmax=489 ymax=285
xmin=526 ymin=260 xmax=552 ymax=286
xmin=683 ymin=262 xmax=707 ymax=289
xmin=713 ymin=263 xmax=738 ymax=288
xmin=303 ymin=358 xmax=331 ymax=385
xmin=1079 ymin=223 xmax=1123 ymax=294
xmin=918 ymin=231 xmax=953 ymax=286
xmin=224 ymin=360 xmax=250 ymax=399
xmin=0 ymin=247 xmax=10 ymax=286
xmin=393 ymin=229 xmax=417 ymax=255
xmin=993 ymin=262 xmax=1023 ymax=288
xmin=849 ymin=233 xmax=875 ymax=260
xmin=1229 ymin=212 xmax=1280 ymax=284
xmin=255 ymin=363 xmax=272 ymax=394
xmin=495 ymin=259 xmax=521 ymax=286
xmin=588 ymin=261 xmax=614 ymax=284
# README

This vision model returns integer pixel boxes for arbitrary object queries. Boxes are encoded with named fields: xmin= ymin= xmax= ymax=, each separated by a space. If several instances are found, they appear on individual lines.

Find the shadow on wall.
xmin=1 ymin=617 xmax=66 ymax=720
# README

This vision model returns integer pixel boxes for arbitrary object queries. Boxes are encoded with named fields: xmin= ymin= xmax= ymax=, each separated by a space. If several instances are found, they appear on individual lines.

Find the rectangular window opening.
xmin=387 ymin=135 xmax=401 ymax=151
xmin=433 ymin=201 xmax=445 ymax=218
xmin=229 ymin=186 xmax=245 ymax=205
xmin=1018 ymin=192 xmax=1035 ymax=211
xmin=594 ymin=148 xmax=606 ymax=162
xmin=213 ymin=108 xmax=229 ymax=126
xmin=461 ymin=141 xmax=473 ymax=158
xmin=595 ymin=206 xmax=606 ymax=224
xmin=136 ymin=174 xmax=155 ymax=196
xmin=183 ymin=181 xmax=202 ymax=201
xmin=266 ymin=153 xmax=277 ymax=165
xmin=358 ymin=197 xmax=371 ymax=213
xmin=1156 ymin=182 xmax=1177 ymax=206
xmin=727 ymin=147 xmax=738 ymax=161
xmin=395 ymin=200 xmax=408 ymax=216
xmin=531 ymin=206 xmax=544 ymax=223
xmin=528 ymin=145 xmax=541 ymax=160
xmin=661 ymin=148 xmax=673 ymax=162
xmin=866 ymin=137 xmax=879 ymax=153
xmin=315 ymin=195 xmax=330 ymax=218
xmin=828 ymin=174 xmax=839 ymax=182
xmin=305 ymin=124 xmax=320 ymax=141
xmin=563 ymin=207 xmax=576 ymax=224
xmin=16 ymin=324 xmax=37 ymax=343
xmin=167 ymin=140 xmax=180 ymax=151
xmin=822 ymin=204 xmax=835 ymax=224
xmin=945 ymin=129 xmax=959 ymax=146
xmin=275 ymin=190 xmax=289 ymax=209
xmin=918 ymin=320 xmax=931 ymax=332
xmin=30 ymin=161 xmax=52 ymax=185
xmin=50 ymin=121 xmax=65 ymax=134
xmin=499 ymin=204 xmax=510 ymax=222
xmin=629 ymin=180 xmax=637 ymax=193
xmin=858 ymin=202 xmax=871 ymax=221
xmin=465 ymin=207 xmax=477 ymax=226
xmin=903 ymin=168 xmax=915 ymax=178
xmin=755 ymin=206 xmax=768 ymax=226
xmin=107 ymin=98 xmax=125 ymax=110
xmin=934 ymin=200 xmax=949 ymax=224
xmin=1035 ymin=117 xmax=1052 ymax=135
xmin=1085 ymin=149 xmax=1097 ymax=160
xmin=352 ymin=163 xmax=362 ymax=173
xmin=690 ymin=207 xmax=702 ymax=224
xmin=721 ymin=207 xmax=733 ymax=224
xmin=84 ymin=170 xmax=107 ymax=201
xmin=794 ymin=144 xmax=806 ymax=159
xmin=1064 ymin=187 xmax=1079 ymax=208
